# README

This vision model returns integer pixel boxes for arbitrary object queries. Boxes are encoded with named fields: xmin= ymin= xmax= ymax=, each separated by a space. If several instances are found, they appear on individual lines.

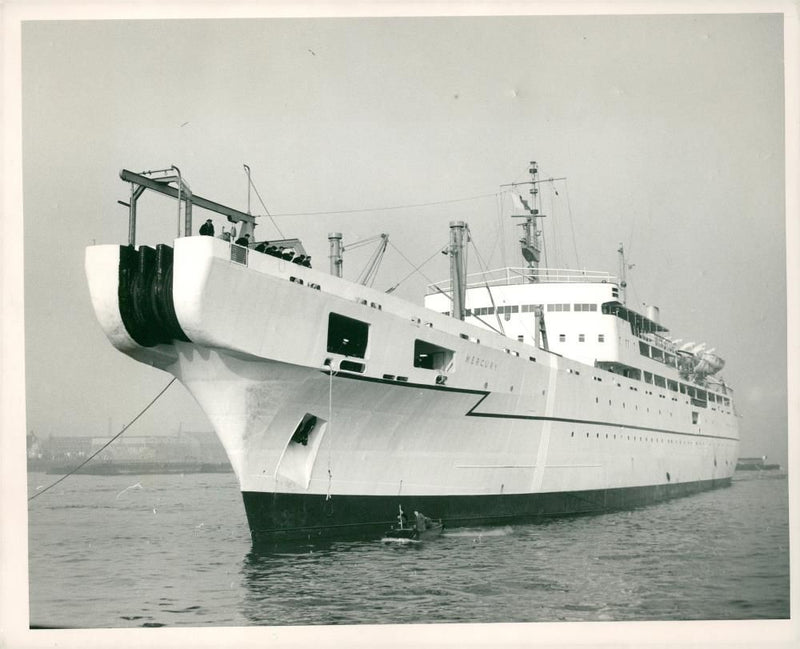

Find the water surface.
xmin=27 ymin=471 xmax=789 ymax=627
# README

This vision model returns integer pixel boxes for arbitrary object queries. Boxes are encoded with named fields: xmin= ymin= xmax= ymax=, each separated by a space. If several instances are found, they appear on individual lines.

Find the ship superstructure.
xmin=85 ymin=162 xmax=739 ymax=542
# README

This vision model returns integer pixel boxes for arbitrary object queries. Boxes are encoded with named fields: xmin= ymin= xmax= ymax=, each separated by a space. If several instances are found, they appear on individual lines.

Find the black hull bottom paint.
xmin=242 ymin=478 xmax=732 ymax=543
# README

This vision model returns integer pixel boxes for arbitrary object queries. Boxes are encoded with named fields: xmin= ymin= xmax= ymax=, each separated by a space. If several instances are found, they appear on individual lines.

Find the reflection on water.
xmin=240 ymin=538 xmax=436 ymax=626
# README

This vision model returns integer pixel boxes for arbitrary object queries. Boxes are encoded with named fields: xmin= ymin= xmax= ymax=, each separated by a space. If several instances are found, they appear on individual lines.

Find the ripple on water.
xmin=28 ymin=472 xmax=790 ymax=626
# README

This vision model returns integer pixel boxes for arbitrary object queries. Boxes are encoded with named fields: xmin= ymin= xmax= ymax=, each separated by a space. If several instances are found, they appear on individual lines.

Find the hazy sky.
xmin=16 ymin=11 xmax=788 ymax=467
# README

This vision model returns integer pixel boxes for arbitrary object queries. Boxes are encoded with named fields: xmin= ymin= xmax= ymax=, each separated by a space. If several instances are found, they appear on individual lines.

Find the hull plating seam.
xmin=323 ymin=370 xmax=739 ymax=442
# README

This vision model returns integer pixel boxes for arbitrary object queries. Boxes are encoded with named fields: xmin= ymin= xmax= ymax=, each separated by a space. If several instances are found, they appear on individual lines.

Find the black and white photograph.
xmin=2 ymin=1 xmax=797 ymax=648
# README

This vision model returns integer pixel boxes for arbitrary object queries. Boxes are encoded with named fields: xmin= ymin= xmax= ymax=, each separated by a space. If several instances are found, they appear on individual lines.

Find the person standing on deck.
xmin=199 ymin=219 xmax=214 ymax=236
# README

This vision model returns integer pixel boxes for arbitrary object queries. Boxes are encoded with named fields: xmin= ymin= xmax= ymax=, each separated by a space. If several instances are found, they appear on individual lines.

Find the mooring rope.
xmin=325 ymin=365 xmax=336 ymax=501
xmin=28 ymin=378 xmax=177 ymax=502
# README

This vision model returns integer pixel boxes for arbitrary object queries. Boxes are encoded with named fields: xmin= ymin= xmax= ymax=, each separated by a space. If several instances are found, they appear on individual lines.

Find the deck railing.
xmin=427 ymin=267 xmax=616 ymax=295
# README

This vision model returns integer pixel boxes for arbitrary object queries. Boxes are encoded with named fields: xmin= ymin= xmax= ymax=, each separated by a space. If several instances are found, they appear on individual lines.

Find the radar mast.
xmin=505 ymin=161 xmax=564 ymax=283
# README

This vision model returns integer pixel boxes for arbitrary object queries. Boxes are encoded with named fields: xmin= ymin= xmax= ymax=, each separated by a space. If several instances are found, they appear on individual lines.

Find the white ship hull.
xmin=86 ymin=235 xmax=739 ymax=541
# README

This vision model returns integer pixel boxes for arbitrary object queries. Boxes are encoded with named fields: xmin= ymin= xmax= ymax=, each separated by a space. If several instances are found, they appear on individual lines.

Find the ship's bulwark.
xmin=243 ymin=478 xmax=732 ymax=543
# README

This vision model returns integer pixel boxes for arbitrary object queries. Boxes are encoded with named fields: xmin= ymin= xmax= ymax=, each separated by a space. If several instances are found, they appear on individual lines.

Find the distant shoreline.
xmin=28 ymin=460 xmax=233 ymax=475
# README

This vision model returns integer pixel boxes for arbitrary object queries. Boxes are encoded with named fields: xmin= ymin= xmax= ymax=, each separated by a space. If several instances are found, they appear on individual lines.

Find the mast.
xmin=617 ymin=243 xmax=628 ymax=305
xmin=329 ymin=232 xmax=343 ymax=277
xmin=449 ymin=221 xmax=467 ymax=320
xmin=507 ymin=161 xmax=553 ymax=283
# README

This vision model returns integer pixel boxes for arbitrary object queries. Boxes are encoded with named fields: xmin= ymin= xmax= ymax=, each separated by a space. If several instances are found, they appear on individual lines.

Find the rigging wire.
xmin=623 ymin=217 xmax=639 ymax=308
xmin=345 ymin=234 xmax=386 ymax=250
xmin=245 ymin=171 xmax=285 ymax=239
xmin=466 ymin=226 xmax=505 ymax=336
xmin=469 ymin=312 xmax=505 ymax=336
xmin=494 ymin=192 xmax=508 ymax=268
xmin=28 ymin=378 xmax=178 ymax=502
xmin=559 ymin=180 xmax=582 ymax=270
xmin=385 ymin=241 xmax=446 ymax=294
xmin=326 ymin=363 xmax=336 ymax=501
xmin=355 ymin=235 xmax=389 ymax=287
xmin=546 ymin=182 xmax=563 ymax=269
xmin=269 ymin=192 xmax=500 ymax=218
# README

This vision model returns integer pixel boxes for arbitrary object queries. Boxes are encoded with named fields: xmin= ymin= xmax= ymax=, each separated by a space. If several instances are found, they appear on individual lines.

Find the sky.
xmin=2 ymin=2 xmax=797 ymax=647
xmin=14 ymin=10 xmax=789 ymax=467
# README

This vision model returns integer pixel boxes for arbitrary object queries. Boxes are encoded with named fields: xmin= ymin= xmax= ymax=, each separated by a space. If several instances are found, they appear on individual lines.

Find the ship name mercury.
xmin=464 ymin=354 xmax=498 ymax=370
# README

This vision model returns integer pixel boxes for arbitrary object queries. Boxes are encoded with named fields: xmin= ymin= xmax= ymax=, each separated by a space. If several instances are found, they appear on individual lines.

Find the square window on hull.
xmin=327 ymin=313 xmax=369 ymax=358
xmin=414 ymin=339 xmax=454 ymax=371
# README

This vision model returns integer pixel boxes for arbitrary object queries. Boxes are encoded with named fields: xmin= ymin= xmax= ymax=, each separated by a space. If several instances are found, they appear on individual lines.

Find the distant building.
xmin=38 ymin=430 xmax=227 ymax=465
xmin=27 ymin=431 xmax=42 ymax=459
xmin=43 ymin=435 xmax=93 ymax=460
xmin=736 ymin=456 xmax=780 ymax=471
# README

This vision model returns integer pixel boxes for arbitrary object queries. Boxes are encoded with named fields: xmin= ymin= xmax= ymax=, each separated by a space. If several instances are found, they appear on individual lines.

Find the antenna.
xmin=617 ymin=243 xmax=628 ymax=305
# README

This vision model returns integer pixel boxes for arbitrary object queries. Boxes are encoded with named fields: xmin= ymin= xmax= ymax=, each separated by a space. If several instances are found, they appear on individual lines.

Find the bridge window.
xmin=327 ymin=313 xmax=369 ymax=358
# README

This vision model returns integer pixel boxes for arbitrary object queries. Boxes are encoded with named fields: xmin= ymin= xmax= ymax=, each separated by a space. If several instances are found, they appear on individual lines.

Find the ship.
xmin=85 ymin=162 xmax=740 ymax=542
